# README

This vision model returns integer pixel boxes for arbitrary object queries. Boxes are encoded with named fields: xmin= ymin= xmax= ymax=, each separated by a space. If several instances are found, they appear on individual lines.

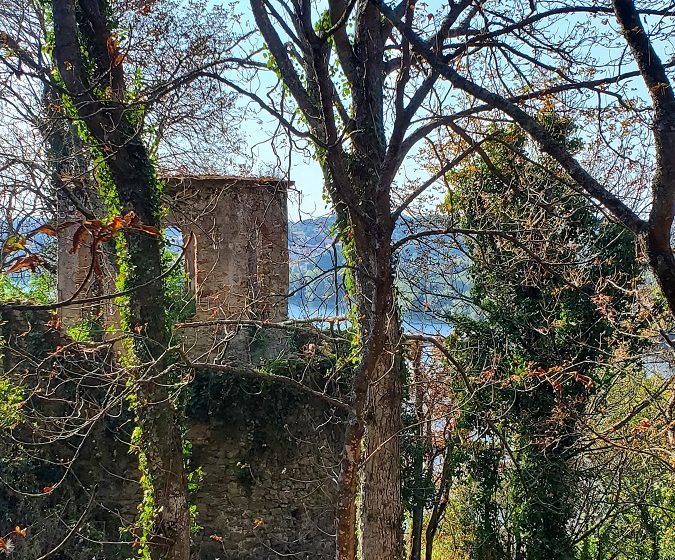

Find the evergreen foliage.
xmin=444 ymin=118 xmax=647 ymax=560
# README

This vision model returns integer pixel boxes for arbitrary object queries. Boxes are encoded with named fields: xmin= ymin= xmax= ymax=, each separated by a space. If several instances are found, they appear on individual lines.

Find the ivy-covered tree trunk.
xmin=442 ymin=119 xmax=645 ymax=560
xmin=334 ymin=247 xmax=402 ymax=560
xmin=51 ymin=1 xmax=190 ymax=559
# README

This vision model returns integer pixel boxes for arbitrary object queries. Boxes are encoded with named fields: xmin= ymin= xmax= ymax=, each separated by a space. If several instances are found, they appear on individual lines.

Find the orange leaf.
xmin=210 ymin=534 xmax=223 ymax=543
xmin=126 ymin=212 xmax=160 ymax=236
xmin=138 ymin=225 xmax=161 ymax=236
xmin=108 ymin=215 xmax=126 ymax=232
xmin=13 ymin=526 xmax=27 ymax=538
xmin=42 ymin=485 xmax=54 ymax=494
xmin=5 ymin=255 xmax=44 ymax=274
xmin=70 ymin=225 xmax=89 ymax=254
xmin=31 ymin=224 xmax=58 ymax=237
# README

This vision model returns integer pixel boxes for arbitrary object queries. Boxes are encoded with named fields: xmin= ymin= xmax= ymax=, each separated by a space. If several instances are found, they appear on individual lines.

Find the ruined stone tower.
xmin=57 ymin=176 xmax=290 ymax=356
xmin=43 ymin=176 xmax=341 ymax=559
xmin=165 ymin=176 xmax=290 ymax=360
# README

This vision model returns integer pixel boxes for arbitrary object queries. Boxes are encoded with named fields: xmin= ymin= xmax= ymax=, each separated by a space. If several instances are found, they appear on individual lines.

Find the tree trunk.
xmin=350 ymin=219 xmax=404 ymax=560
xmin=425 ymin=443 xmax=453 ymax=560
xmin=336 ymin=416 xmax=365 ymax=560
xmin=410 ymin=342 xmax=425 ymax=560
xmin=51 ymin=1 xmax=191 ymax=558
xmin=116 ymin=147 xmax=191 ymax=560
xmin=361 ymin=323 xmax=403 ymax=560
xmin=410 ymin=505 xmax=424 ymax=560
xmin=613 ymin=0 xmax=675 ymax=318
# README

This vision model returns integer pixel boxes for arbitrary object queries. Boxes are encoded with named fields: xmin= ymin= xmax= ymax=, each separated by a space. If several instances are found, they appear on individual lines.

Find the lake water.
xmin=287 ymin=303 xmax=452 ymax=337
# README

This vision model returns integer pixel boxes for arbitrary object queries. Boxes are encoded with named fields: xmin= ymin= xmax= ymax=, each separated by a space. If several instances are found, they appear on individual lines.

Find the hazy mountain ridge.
xmin=288 ymin=216 xmax=468 ymax=316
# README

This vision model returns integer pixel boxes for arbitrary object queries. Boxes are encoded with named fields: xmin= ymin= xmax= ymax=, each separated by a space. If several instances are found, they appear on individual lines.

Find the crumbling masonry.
xmin=2 ymin=177 xmax=341 ymax=560
xmin=58 ymin=176 xmax=290 ymax=359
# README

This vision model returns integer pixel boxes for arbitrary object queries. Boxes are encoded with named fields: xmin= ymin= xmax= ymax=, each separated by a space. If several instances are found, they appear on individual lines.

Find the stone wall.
xmin=1 ymin=317 xmax=342 ymax=560
xmin=186 ymin=369 xmax=342 ymax=560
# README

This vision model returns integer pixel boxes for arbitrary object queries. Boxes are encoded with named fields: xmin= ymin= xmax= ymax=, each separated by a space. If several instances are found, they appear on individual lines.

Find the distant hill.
xmin=288 ymin=216 xmax=469 ymax=318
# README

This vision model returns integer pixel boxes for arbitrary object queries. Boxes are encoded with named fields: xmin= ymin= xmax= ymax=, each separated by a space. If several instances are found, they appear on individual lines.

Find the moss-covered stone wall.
xmin=0 ymin=308 xmax=343 ymax=560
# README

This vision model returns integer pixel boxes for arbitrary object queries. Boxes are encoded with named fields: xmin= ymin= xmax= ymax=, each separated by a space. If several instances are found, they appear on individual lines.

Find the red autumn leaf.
xmin=5 ymin=254 xmax=44 ymax=274
xmin=42 ymin=485 xmax=54 ymax=494
xmin=31 ymin=224 xmax=58 ymax=237
xmin=210 ymin=534 xmax=224 ymax=543
xmin=70 ymin=225 xmax=90 ymax=254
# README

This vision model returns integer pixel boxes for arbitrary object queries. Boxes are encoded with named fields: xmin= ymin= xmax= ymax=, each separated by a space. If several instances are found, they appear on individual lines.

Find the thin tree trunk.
xmin=425 ymin=443 xmax=453 ymax=560
xmin=410 ymin=342 xmax=425 ymax=560
xmin=411 ymin=503 xmax=424 ymax=560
